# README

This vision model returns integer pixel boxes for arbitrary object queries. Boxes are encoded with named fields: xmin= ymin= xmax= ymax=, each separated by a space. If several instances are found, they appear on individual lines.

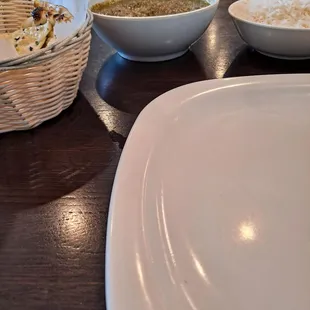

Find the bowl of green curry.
xmin=89 ymin=0 xmax=219 ymax=62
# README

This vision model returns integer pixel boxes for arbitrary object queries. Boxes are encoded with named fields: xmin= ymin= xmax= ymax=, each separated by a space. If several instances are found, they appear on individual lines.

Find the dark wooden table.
xmin=1 ymin=0 xmax=310 ymax=309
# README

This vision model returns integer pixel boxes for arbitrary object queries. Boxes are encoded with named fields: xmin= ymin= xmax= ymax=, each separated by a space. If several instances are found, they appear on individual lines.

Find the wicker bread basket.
xmin=0 ymin=1 xmax=93 ymax=133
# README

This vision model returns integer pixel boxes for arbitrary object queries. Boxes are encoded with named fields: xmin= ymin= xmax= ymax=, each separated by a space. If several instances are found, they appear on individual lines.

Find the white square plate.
xmin=106 ymin=74 xmax=310 ymax=310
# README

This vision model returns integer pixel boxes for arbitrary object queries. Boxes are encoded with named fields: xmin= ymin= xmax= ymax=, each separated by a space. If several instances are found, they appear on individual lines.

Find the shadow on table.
xmin=96 ymin=51 xmax=207 ymax=115
xmin=224 ymin=47 xmax=310 ymax=78
xmin=0 ymin=93 xmax=112 ymax=305
xmin=0 ymin=92 xmax=114 ymax=211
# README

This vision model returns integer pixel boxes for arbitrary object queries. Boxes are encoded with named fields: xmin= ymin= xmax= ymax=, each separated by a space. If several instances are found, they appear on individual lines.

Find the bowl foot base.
xmin=118 ymin=50 xmax=188 ymax=62
xmin=257 ymin=50 xmax=310 ymax=60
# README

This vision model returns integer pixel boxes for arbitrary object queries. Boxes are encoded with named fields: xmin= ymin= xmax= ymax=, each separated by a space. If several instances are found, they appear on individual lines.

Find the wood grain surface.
xmin=1 ymin=0 xmax=310 ymax=308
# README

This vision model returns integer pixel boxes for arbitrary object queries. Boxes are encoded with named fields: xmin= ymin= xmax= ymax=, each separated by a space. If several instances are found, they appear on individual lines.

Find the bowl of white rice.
xmin=229 ymin=0 xmax=310 ymax=59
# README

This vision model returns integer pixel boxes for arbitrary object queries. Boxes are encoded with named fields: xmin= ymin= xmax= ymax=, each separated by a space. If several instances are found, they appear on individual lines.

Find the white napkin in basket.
xmin=50 ymin=0 xmax=88 ymax=40
xmin=0 ymin=37 xmax=18 ymax=62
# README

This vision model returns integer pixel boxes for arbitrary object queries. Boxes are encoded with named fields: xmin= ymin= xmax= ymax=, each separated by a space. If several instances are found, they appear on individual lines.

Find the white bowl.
xmin=89 ymin=0 xmax=219 ymax=62
xmin=229 ymin=0 xmax=310 ymax=60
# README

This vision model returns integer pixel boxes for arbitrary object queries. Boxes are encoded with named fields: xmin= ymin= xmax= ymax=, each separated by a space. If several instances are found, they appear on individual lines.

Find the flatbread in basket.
xmin=0 ymin=0 xmax=86 ymax=66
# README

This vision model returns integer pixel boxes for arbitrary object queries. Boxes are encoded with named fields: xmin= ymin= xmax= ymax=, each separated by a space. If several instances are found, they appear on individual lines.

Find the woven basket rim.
xmin=0 ymin=7 xmax=92 ymax=68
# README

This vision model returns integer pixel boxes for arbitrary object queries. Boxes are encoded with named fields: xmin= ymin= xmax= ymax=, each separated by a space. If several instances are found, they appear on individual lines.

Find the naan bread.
xmin=7 ymin=1 xmax=73 ymax=56
xmin=11 ymin=22 xmax=53 ymax=55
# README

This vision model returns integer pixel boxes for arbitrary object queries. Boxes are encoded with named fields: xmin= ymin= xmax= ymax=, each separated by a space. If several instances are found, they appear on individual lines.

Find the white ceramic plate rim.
xmin=228 ymin=0 xmax=310 ymax=32
xmin=105 ymin=74 xmax=310 ymax=310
